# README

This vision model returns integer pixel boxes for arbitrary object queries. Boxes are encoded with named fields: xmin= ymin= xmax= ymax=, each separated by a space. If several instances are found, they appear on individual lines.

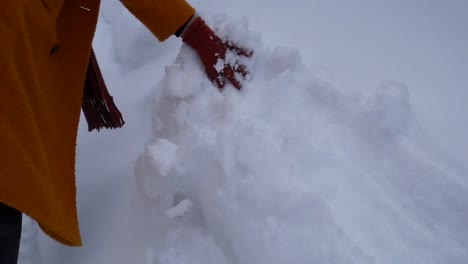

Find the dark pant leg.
xmin=0 ymin=203 xmax=22 ymax=264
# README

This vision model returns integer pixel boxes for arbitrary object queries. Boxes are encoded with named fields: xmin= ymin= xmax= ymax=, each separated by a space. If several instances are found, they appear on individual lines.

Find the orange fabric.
xmin=121 ymin=0 xmax=195 ymax=41
xmin=0 ymin=0 xmax=194 ymax=246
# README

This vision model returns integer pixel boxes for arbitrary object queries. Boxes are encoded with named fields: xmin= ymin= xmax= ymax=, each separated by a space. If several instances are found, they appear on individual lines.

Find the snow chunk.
xmin=214 ymin=58 xmax=224 ymax=73
xmin=146 ymin=138 xmax=178 ymax=177
xmin=134 ymin=138 xmax=179 ymax=201
xmin=165 ymin=199 xmax=193 ymax=219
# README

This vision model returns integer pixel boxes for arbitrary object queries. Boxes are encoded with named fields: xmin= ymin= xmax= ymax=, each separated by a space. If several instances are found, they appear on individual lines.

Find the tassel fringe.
xmin=82 ymin=49 xmax=125 ymax=132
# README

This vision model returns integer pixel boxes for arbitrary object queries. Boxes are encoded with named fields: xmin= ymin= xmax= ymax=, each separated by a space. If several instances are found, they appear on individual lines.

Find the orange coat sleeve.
xmin=120 ymin=0 xmax=195 ymax=41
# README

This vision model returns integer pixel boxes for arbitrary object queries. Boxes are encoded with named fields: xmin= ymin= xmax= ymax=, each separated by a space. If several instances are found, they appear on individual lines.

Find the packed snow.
xmin=19 ymin=1 xmax=468 ymax=264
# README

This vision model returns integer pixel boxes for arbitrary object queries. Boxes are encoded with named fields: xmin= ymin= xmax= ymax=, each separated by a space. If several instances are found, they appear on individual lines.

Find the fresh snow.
xmin=19 ymin=1 xmax=468 ymax=264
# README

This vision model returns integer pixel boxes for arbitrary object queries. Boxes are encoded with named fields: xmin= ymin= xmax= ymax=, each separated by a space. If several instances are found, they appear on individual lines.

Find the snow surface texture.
xmin=19 ymin=3 xmax=468 ymax=264
xmin=123 ymin=18 xmax=468 ymax=264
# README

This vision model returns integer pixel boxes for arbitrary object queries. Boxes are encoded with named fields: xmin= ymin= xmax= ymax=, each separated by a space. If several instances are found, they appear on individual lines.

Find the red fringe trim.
xmin=82 ymin=49 xmax=125 ymax=132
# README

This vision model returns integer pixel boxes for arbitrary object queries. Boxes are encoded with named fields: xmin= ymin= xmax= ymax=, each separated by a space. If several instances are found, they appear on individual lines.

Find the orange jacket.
xmin=0 ymin=0 xmax=194 ymax=246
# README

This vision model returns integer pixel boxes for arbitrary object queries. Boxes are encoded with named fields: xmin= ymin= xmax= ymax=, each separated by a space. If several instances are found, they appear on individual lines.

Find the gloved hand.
xmin=182 ymin=17 xmax=252 ymax=90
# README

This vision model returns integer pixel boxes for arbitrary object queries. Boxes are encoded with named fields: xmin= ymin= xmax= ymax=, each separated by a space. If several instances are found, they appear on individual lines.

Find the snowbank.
xmin=124 ymin=17 xmax=468 ymax=264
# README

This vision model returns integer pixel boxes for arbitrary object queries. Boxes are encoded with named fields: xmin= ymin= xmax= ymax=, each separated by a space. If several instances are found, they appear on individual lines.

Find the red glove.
xmin=182 ymin=17 xmax=252 ymax=90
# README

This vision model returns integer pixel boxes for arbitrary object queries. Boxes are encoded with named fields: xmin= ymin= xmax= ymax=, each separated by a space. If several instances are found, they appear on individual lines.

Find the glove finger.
xmin=206 ymin=66 xmax=226 ymax=90
xmin=214 ymin=74 xmax=226 ymax=90
xmin=226 ymin=43 xmax=253 ymax=57
xmin=222 ymin=66 xmax=242 ymax=90
xmin=235 ymin=47 xmax=253 ymax=58
xmin=235 ymin=64 xmax=250 ymax=78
